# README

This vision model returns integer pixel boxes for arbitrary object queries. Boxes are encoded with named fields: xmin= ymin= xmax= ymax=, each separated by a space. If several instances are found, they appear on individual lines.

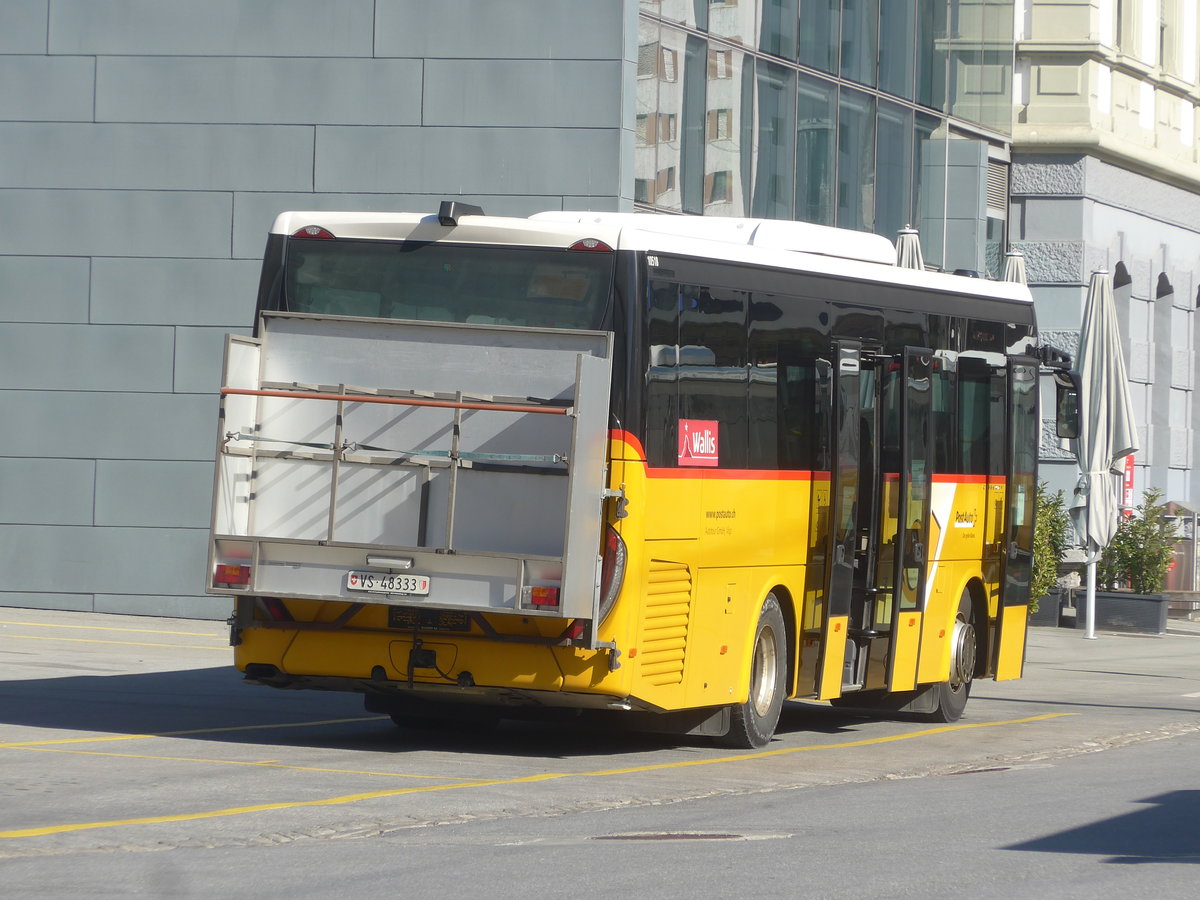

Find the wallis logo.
xmin=678 ymin=419 xmax=719 ymax=467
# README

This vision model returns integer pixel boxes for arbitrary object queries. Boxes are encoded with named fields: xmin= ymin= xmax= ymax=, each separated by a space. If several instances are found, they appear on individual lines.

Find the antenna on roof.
xmin=438 ymin=200 xmax=485 ymax=226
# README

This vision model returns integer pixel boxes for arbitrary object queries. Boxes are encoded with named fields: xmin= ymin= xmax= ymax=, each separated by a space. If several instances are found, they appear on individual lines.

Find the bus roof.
xmin=270 ymin=209 xmax=1034 ymax=307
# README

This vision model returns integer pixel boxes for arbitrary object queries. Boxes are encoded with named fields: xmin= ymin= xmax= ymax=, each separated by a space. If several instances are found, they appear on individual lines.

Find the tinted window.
xmin=280 ymin=239 xmax=614 ymax=330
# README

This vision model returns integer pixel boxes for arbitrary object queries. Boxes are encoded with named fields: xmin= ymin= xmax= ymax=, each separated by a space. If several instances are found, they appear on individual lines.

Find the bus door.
xmin=815 ymin=342 xmax=861 ymax=699
xmin=862 ymin=347 xmax=934 ymax=693
xmin=994 ymin=357 xmax=1039 ymax=679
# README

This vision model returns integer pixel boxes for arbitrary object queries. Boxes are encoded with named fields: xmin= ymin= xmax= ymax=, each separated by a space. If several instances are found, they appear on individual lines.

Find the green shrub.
xmin=1097 ymin=487 xmax=1178 ymax=594
xmin=1032 ymin=483 xmax=1071 ymax=612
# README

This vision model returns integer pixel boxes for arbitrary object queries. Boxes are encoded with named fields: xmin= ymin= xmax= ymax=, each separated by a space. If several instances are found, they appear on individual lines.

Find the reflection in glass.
xmin=705 ymin=46 xmax=754 ymax=215
xmin=841 ymin=0 xmax=879 ymax=87
xmin=635 ymin=18 xmax=662 ymax=206
xmin=878 ymin=0 xmax=915 ymax=99
xmin=651 ymin=0 xmax=707 ymax=30
xmin=797 ymin=0 xmax=840 ymax=74
xmin=875 ymin=100 xmax=913 ymax=244
xmin=837 ymin=88 xmax=875 ymax=232
xmin=913 ymin=112 xmax=946 ymax=269
xmin=752 ymin=61 xmax=797 ymax=219
xmin=679 ymin=285 xmax=749 ymax=468
xmin=796 ymin=73 xmax=836 ymax=225
xmin=708 ymin=0 xmax=758 ymax=42
xmin=915 ymin=1 xmax=947 ymax=111
xmin=652 ymin=30 xmax=707 ymax=212
xmin=760 ymin=0 xmax=799 ymax=61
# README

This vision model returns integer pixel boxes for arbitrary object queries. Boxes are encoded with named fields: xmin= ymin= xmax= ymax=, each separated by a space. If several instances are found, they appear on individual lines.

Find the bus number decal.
xmin=678 ymin=419 xmax=719 ymax=467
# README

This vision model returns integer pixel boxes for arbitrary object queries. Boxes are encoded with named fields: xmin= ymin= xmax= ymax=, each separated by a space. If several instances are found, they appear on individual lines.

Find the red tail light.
xmin=598 ymin=525 xmax=627 ymax=622
xmin=261 ymin=598 xmax=293 ymax=622
xmin=568 ymin=238 xmax=613 ymax=252
xmin=291 ymin=225 xmax=335 ymax=239
xmin=530 ymin=586 xmax=560 ymax=607
xmin=213 ymin=564 xmax=251 ymax=587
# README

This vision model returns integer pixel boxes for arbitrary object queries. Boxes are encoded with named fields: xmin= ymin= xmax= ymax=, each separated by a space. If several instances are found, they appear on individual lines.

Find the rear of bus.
xmin=210 ymin=206 xmax=642 ymax=724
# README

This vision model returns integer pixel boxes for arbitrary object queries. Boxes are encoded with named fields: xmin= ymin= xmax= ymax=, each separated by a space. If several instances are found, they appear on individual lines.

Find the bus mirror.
xmin=1054 ymin=371 xmax=1081 ymax=440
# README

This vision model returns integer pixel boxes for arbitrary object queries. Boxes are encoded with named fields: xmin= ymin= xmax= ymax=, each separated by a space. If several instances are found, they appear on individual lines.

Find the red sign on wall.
xmin=1122 ymin=455 xmax=1135 ymax=509
xmin=678 ymin=419 xmax=719 ymax=467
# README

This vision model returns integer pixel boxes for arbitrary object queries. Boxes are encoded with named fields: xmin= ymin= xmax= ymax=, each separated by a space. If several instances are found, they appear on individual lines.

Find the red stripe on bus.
xmin=607 ymin=431 xmax=815 ymax=481
xmin=643 ymin=467 xmax=816 ymax=482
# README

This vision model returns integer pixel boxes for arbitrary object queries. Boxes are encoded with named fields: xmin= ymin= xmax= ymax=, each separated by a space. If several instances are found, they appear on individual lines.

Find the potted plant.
xmin=1091 ymin=487 xmax=1177 ymax=633
xmin=1030 ymin=482 xmax=1071 ymax=623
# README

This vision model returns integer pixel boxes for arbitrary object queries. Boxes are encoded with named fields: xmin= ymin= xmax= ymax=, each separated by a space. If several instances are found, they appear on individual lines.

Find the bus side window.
xmin=644 ymin=280 xmax=680 ymax=468
xmin=678 ymin=285 xmax=749 ymax=469
xmin=957 ymin=358 xmax=996 ymax=477
xmin=931 ymin=358 xmax=956 ymax=474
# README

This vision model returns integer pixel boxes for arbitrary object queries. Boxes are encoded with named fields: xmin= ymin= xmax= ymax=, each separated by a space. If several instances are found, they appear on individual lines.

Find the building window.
xmin=638 ymin=113 xmax=679 ymax=145
xmin=707 ymin=108 xmax=732 ymax=140
xmin=657 ymin=166 xmax=677 ymax=194
xmin=705 ymin=170 xmax=733 ymax=204
xmin=709 ymin=48 xmax=734 ymax=79
xmin=638 ymin=43 xmax=678 ymax=81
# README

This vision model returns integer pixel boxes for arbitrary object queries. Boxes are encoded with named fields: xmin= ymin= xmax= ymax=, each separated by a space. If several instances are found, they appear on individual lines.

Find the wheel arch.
xmin=963 ymin=576 xmax=990 ymax=678
xmin=766 ymin=584 xmax=798 ymax=698
xmin=733 ymin=582 xmax=797 ymax=702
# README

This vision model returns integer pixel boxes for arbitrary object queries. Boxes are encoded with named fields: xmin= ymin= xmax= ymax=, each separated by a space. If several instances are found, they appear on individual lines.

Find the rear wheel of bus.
xmin=923 ymin=592 xmax=977 ymax=722
xmin=720 ymin=593 xmax=787 ymax=749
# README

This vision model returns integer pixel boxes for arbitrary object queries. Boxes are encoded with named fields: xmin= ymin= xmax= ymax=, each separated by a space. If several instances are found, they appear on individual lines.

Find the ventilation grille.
xmin=986 ymin=160 xmax=1009 ymax=213
xmin=640 ymin=560 xmax=692 ymax=686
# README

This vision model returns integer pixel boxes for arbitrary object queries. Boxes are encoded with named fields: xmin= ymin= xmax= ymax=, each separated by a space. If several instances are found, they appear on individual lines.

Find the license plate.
xmin=346 ymin=571 xmax=431 ymax=596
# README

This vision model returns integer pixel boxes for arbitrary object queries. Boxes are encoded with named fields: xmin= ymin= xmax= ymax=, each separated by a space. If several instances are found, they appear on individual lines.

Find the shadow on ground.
xmin=0 ymin=668 xmax=873 ymax=759
xmin=1006 ymin=790 xmax=1200 ymax=864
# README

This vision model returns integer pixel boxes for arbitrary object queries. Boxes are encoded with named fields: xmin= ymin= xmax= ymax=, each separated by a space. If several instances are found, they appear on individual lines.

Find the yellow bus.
xmin=209 ymin=203 xmax=1075 ymax=748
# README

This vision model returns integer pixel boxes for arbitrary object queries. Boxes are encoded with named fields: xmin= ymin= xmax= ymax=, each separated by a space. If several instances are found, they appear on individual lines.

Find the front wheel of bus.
xmin=720 ymin=593 xmax=787 ymax=749
xmin=925 ymin=593 xmax=976 ymax=722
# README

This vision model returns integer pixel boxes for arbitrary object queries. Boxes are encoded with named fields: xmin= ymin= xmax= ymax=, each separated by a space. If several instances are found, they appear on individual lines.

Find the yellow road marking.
xmin=0 ymin=620 xmax=224 ymax=639
xmin=0 ymin=712 xmax=1073 ymax=839
xmin=12 ymin=745 xmax=451 ymax=780
xmin=2 ymin=634 xmax=227 ymax=651
xmin=0 ymin=716 xmax=389 ymax=749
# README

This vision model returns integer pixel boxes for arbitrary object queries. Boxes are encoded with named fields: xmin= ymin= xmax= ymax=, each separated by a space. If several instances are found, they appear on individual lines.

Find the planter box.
xmin=1074 ymin=592 xmax=1169 ymax=635
xmin=1029 ymin=592 xmax=1064 ymax=627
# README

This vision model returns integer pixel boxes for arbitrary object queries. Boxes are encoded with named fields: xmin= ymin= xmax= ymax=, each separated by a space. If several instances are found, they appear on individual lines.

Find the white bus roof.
xmin=270 ymin=209 xmax=1033 ymax=306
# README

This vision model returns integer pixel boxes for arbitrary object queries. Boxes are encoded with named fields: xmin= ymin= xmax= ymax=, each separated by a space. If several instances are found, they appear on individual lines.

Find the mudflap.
xmin=833 ymin=685 xmax=939 ymax=716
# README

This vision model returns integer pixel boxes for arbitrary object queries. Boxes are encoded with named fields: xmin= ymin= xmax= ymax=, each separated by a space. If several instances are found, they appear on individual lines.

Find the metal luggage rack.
xmin=221 ymin=381 xmax=573 ymax=466
xmin=218 ymin=379 xmax=577 ymax=554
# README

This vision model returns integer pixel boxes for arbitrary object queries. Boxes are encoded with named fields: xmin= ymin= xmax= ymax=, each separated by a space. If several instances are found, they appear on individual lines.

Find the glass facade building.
xmin=636 ymin=1 xmax=1016 ymax=275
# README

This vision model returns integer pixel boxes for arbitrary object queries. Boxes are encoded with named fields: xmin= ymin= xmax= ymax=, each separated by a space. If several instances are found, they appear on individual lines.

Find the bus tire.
xmin=719 ymin=593 xmax=787 ymax=749
xmin=924 ymin=592 xmax=976 ymax=723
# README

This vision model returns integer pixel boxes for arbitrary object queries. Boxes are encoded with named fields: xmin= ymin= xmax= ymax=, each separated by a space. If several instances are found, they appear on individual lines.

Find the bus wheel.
xmin=720 ymin=593 xmax=787 ymax=749
xmin=925 ymin=593 xmax=976 ymax=722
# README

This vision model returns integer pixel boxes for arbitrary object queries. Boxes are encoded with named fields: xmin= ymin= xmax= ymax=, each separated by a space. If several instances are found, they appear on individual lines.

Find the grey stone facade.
xmin=1012 ymin=153 xmax=1200 ymax=511
xmin=0 ymin=0 xmax=636 ymax=619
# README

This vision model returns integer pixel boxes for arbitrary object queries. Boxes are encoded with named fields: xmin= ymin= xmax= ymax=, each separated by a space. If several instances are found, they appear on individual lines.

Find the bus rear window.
xmin=279 ymin=238 xmax=614 ymax=331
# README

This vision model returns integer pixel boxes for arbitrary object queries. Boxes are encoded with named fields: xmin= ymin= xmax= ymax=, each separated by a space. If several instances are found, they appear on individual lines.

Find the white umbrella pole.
xmin=1084 ymin=553 xmax=1097 ymax=640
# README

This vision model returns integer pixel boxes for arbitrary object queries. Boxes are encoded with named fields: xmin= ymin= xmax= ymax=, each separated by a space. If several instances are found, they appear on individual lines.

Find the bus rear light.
xmin=568 ymin=238 xmax=613 ymax=252
xmin=213 ymin=564 xmax=251 ymax=587
xmin=291 ymin=225 xmax=336 ymax=239
xmin=598 ymin=525 xmax=627 ymax=622
xmin=530 ymin=586 xmax=560 ymax=607
xmin=260 ymin=597 xmax=293 ymax=622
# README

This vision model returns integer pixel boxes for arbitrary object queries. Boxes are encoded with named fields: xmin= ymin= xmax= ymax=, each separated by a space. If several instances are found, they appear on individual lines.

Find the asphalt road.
xmin=2 ymin=607 xmax=1198 ymax=896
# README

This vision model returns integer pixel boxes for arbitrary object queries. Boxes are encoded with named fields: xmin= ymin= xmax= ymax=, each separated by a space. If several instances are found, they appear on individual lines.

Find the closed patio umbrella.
xmin=1069 ymin=269 xmax=1139 ymax=638
xmin=1002 ymin=249 xmax=1027 ymax=284
xmin=896 ymin=226 xmax=924 ymax=271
